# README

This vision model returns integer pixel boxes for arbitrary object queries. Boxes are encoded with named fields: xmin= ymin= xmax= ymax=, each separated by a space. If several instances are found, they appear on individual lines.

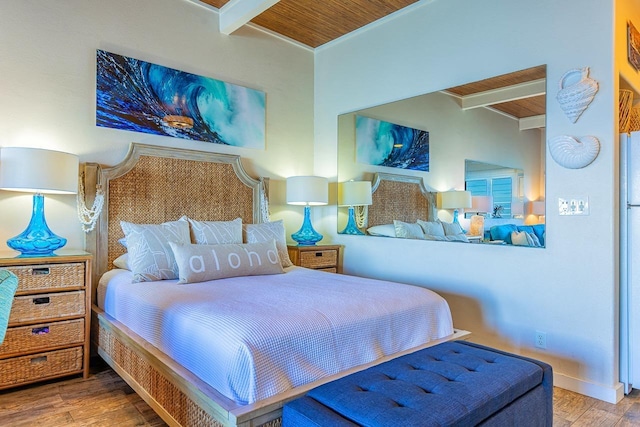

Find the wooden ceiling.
xmin=200 ymin=0 xmax=420 ymax=48
xmin=444 ymin=65 xmax=547 ymax=129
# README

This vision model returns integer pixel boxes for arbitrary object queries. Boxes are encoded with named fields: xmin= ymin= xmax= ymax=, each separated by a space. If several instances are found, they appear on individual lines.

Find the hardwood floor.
xmin=1 ymin=359 xmax=640 ymax=426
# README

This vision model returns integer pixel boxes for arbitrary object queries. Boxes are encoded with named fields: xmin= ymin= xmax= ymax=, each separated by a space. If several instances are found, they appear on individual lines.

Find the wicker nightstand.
xmin=0 ymin=251 xmax=92 ymax=390
xmin=287 ymin=245 xmax=342 ymax=273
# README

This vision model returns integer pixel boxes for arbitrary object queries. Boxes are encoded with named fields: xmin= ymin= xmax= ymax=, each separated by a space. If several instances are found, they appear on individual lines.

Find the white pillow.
xmin=244 ymin=220 xmax=293 ymax=267
xmin=440 ymin=221 xmax=464 ymax=236
xmin=112 ymin=253 xmax=131 ymax=270
xmin=182 ymin=216 xmax=243 ymax=245
xmin=445 ymin=234 xmax=470 ymax=243
xmin=120 ymin=220 xmax=191 ymax=282
xmin=366 ymin=224 xmax=396 ymax=237
xmin=417 ymin=220 xmax=445 ymax=237
xmin=393 ymin=220 xmax=425 ymax=239
xmin=511 ymin=231 xmax=530 ymax=246
xmin=169 ymin=240 xmax=284 ymax=284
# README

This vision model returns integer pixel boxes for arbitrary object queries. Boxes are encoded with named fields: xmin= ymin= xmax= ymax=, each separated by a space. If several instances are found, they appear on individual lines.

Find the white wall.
xmin=0 ymin=0 xmax=314 ymax=250
xmin=316 ymin=0 xmax=620 ymax=402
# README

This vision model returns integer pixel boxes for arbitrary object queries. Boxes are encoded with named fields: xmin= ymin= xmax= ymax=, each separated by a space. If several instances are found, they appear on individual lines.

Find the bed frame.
xmin=367 ymin=172 xmax=438 ymax=227
xmin=84 ymin=143 xmax=468 ymax=427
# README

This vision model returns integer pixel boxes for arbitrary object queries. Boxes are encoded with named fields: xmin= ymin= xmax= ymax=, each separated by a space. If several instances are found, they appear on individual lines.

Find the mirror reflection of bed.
xmin=337 ymin=65 xmax=546 ymax=248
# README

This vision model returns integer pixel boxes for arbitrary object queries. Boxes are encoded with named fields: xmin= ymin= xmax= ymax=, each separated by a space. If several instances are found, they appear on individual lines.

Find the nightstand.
xmin=0 ymin=251 xmax=92 ymax=390
xmin=287 ymin=245 xmax=342 ymax=273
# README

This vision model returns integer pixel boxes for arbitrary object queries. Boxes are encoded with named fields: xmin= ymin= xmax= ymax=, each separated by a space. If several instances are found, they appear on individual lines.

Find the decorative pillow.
xmin=393 ymin=220 xmax=425 ymax=239
xmin=120 ymin=220 xmax=191 ymax=282
xmin=244 ymin=220 xmax=293 ymax=267
xmin=490 ymin=224 xmax=518 ymax=244
xmin=417 ymin=220 xmax=445 ymax=237
xmin=182 ymin=216 xmax=243 ymax=245
xmin=169 ymin=240 xmax=284 ymax=284
xmin=113 ymin=253 xmax=131 ymax=270
xmin=445 ymin=234 xmax=470 ymax=243
xmin=440 ymin=221 xmax=464 ymax=236
xmin=366 ymin=224 xmax=396 ymax=237
xmin=511 ymin=230 xmax=541 ymax=247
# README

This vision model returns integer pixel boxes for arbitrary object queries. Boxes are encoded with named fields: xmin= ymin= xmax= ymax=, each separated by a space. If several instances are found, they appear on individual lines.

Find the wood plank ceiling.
xmin=200 ymin=0 xmax=419 ymax=48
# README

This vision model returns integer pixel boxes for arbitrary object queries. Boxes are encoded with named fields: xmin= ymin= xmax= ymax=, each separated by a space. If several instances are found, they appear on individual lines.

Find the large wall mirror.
xmin=337 ymin=65 xmax=546 ymax=248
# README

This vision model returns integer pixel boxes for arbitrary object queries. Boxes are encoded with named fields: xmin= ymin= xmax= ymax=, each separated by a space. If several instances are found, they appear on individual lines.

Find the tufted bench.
xmin=283 ymin=341 xmax=552 ymax=426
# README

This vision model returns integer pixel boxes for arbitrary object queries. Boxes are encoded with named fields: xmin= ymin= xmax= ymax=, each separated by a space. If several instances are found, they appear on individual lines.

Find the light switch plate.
xmin=558 ymin=197 xmax=589 ymax=215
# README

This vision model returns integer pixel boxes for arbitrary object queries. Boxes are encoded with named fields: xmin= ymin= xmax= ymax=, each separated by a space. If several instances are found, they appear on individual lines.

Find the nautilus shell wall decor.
xmin=556 ymin=67 xmax=599 ymax=123
xmin=548 ymin=135 xmax=600 ymax=169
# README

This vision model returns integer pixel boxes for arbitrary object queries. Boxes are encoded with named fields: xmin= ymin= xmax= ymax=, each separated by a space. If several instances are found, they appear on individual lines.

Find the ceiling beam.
xmin=519 ymin=115 xmax=546 ymax=130
xmin=459 ymin=79 xmax=546 ymax=110
xmin=219 ymin=0 xmax=280 ymax=35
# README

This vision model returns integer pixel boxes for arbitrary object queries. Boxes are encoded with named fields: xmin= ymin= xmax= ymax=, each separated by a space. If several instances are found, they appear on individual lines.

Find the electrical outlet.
xmin=535 ymin=331 xmax=547 ymax=349
xmin=558 ymin=197 xmax=589 ymax=215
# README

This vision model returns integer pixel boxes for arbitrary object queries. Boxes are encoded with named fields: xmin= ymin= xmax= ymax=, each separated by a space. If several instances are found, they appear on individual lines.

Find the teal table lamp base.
xmin=340 ymin=206 xmax=365 ymax=235
xmin=7 ymin=194 xmax=67 ymax=257
xmin=291 ymin=205 xmax=323 ymax=246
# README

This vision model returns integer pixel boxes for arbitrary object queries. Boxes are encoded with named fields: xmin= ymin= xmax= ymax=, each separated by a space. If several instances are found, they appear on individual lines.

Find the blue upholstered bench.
xmin=283 ymin=341 xmax=552 ymax=427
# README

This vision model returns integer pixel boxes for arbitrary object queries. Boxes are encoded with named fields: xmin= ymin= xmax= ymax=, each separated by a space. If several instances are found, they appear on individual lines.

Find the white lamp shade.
xmin=440 ymin=190 xmax=472 ymax=209
xmin=511 ymin=200 xmax=525 ymax=216
xmin=338 ymin=181 xmax=372 ymax=207
xmin=286 ymin=176 xmax=328 ymax=206
xmin=471 ymin=195 xmax=493 ymax=213
xmin=530 ymin=200 xmax=546 ymax=215
xmin=0 ymin=147 xmax=79 ymax=194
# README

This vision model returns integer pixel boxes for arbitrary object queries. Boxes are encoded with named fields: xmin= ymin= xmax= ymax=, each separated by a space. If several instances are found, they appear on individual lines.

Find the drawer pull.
xmin=32 ymin=326 xmax=50 ymax=335
xmin=33 ymin=297 xmax=50 ymax=305
xmin=31 ymin=267 xmax=50 ymax=276
xmin=30 ymin=356 xmax=47 ymax=364
xmin=315 ymin=252 xmax=323 ymax=257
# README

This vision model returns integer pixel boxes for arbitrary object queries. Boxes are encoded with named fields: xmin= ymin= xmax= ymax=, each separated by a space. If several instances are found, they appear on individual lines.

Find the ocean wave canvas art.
xmin=96 ymin=50 xmax=265 ymax=149
xmin=356 ymin=116 xmax=429 ymax=171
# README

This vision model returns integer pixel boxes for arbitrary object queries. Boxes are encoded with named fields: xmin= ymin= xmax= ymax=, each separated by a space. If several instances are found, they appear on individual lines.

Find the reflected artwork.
xmin=96 ymin=50 xmax=266 ymax=149
xmin=355 ymin=116 xmax=429 ymax=171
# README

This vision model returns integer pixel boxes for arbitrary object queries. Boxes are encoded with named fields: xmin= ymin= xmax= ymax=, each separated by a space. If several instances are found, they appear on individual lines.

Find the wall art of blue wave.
xmin=96 ymin=50 xmax=265 ymax=149
xmin=355 ymin=116 xmax=429 ymax=171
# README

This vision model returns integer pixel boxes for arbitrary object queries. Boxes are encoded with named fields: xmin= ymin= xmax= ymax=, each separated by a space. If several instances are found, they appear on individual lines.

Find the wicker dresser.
xmin=287 ymin=245 xmax=342 ymax=273
xmin=0 ymin=251 xmax=92 ymax=390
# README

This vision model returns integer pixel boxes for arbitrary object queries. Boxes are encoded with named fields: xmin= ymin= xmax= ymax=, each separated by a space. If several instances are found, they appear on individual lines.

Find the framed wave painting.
xmin=96 ymin=50 xmax=265 ymax=149
xmin=356 ymin=116 xmax=429 ymax=171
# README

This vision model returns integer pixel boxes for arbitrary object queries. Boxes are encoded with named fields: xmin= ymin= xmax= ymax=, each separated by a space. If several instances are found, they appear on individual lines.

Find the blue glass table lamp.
xmin=0 ymin=147 xmax=79 ymax=257
xmin=286 ymin=176 xmax=328 ymax=246
xmin=338 ymin=180 xmax=372 ymax=235
xmin=439 ymin=190 xmax=472 ymax=232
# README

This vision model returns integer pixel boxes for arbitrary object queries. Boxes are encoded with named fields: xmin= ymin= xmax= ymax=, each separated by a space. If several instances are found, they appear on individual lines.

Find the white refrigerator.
xmin=621 ymin=130 xmax=640 ymax=393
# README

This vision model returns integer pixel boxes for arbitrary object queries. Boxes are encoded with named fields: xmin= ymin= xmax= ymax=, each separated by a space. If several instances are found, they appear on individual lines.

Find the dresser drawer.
xmin=300 ymin=249 xmax=338 ymax=268
xmin=0 ymin=319 xmax=85 ymax=358
xmin=8 ymin=262 xmax=85 ymax=294
xmin=0 ymin=347 xmax=83 ymax=389
xmin=8 ymin=291 xmax=85 ymax=325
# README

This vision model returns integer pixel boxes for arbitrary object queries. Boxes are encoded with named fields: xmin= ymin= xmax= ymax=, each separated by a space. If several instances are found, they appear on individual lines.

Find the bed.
xmin=85 ymin=143 xmax=467 ymax=427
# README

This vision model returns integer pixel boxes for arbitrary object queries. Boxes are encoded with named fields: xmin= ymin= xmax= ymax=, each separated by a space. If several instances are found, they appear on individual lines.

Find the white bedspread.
xmin=97 ymin=267 xmax=453 ymax=405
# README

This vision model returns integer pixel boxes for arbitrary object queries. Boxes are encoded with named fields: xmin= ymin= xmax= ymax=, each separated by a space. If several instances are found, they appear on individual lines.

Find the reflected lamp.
xmin=529 ymin=200 xmax=546 ymax=223
xmin=286 ymin=176 xmax=328 ymax=246
xmin=440 ymin=190 xmax=472 ymax=230
xmin=0 ymin=147 xmax=79 ymax=256
xmin=469 ymin=195 xmax=493 ymax=237
xmin=338 ymin=181 xmax=372 ymax=235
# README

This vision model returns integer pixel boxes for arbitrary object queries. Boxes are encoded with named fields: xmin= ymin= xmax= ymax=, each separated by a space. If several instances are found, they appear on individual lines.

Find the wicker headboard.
xmin=84 ymin=143 xmax=266 ymax=296
xmin=367 ymin=172 xmax=437 ymax=227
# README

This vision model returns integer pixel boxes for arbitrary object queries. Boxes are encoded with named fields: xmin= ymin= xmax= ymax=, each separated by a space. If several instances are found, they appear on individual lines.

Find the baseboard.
xmin=554 ymin=373 xmax=625 ymax=404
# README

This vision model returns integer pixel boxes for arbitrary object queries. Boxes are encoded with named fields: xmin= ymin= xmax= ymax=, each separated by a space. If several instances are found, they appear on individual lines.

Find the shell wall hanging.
xmin=548 ymin=135 xmax=600 ymax=169
xmin=556 ymin=67 xmax=599 ymax=123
